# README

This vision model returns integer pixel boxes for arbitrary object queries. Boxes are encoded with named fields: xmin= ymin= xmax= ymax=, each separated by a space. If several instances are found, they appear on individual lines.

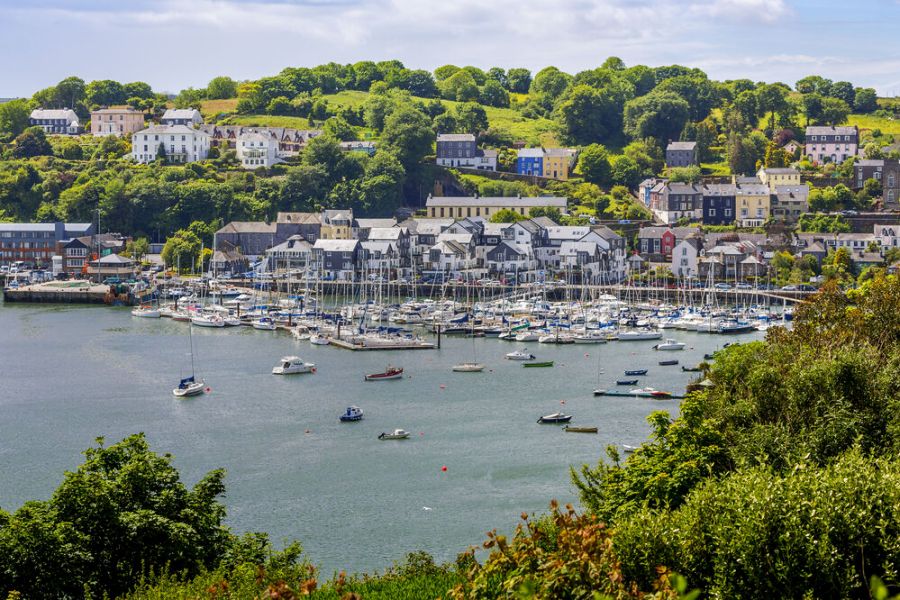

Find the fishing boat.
xmin=364 ymin=366 xmax=404 ymax=381
xmin=616 ymin=379 xmax=639 ymax=385
xmin=272 ymin=356 xmax=315 ymax=375
xmin=378 ymin=428 xmax=410 ymax=440
xmin=537 ymin=412 xmax=572 ymax=424
xmin=658 ymin=359 xmax=680 ymax=366
xmin=505 ymin=349 xmax=536 ymax=360
xmin=564 ymin=425 xmax=598 ymax=433
xmin=452 ymin=362 xmax=485 ymax=372
xmin=309 ymin=333 xmax=330 ymax=345
xmin=339 ymin=406 xmax=364 ymax=422
xmin=523 ymin=361 xmax=554 ymax=368
xmin=624 ymin=369 xmax=648 ymax=376
xmin=682 ymin=365 xmax=702 ymax=372
xmin=131 ymin=305 xmax=161 ymax=318
xmin=252 ymin=317 xmax=277 ymax=331
xmin=173 ymin=375 xmax=205 ymax=398
xmin=653 ymin=338 xmax=686 ymax=351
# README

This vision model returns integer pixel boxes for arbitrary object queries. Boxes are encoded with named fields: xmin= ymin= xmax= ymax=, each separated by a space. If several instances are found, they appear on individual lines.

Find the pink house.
xmin=91 ymin=107 xmax=145 ymax=137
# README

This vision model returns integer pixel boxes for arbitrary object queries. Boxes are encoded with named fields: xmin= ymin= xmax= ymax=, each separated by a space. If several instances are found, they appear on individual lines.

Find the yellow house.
xmin=424 ymin=195 xmax=568 ymax=219
xmin=320 ymin=209 xmax=353 ymax=239
xmin=757 ymin=167 xmax=801 ymax=192
xmin=735 ymin=181 xmax=771 ymax=227
xmin=542 ymin=148 xmax=577 ymax=181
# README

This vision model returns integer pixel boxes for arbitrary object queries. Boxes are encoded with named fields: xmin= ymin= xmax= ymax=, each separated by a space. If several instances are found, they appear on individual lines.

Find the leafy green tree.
xmin=577 ymin=143 xmax=612 ymax=185
xmin=527 ymin=206 xmax=563 ymax=222
xmin=0 ymin=98 xmax=33 ymax=141
xmin=454 ymin=102 xmax=489 ymax=135
xmin=54 ymin=76 xmax=87 ymax=110
xmin=763 ymin=141 xmax=791 ymax=168
xmin=756 ymin=83 xmax=790 ymax=132
xmin=13 ymin=126 xmax=53 ymax=158
xmin=439 ymin=70 xmax=479 ymax=102
xmin=828 ymin=80 xmax=855 ymax=106
xmin=668 ymin=166 xmax=702 ymax=183
xmin=402 ymin=69 xmax=438 ymax=97
xmin=85 ymin=79 xmax=126 ymax=106
xmin=555 ymin=84 xmax=624 ymax=145
xmin=853 ymin=87 xmax=878 ymax=113
xmin=206 ymin=76 xmax=238 ymax=99
xmin=479 ymin=79 xmax=509 ymax=107
xmin=323 ymin=116 xmax=356 ymax=141
xmin=796 ymin=75 xmax=832 ymax=95
xmin=360 ymin=150 xmax=405 ymax=215
xmin=489 ymin=208 xmax=526 ymax=222
xmin=350 ymin=60 xmax=382 ymax=90
xmin=506 ymin=68 xmax=532 ymax=93
xmin=123 ymin=81 xmax=153 ymax=100
xmin=623 ymin=90 xmax=690 ymax=145
xmin=529 ymin=67 xmax=573 ymax=102
xmin=655 ymin=75 xmax=719 ymax=121
xmin=380 ymin=107 xmax=434 ymax=170
xmin=162 ymin=228 xmax=202 ymax=269
xmin=818 ymin=97 xmax=850 ymax=125
xmin=362 ymin=92 xmax=396 ymax=132
xmin=732 ymin=90 xmax=759 ymax=128
xmin=486 ymin=67 xmax=507 ymax=87
xmin=610 ymin=155 xmax=642 ymax=188
xmin=433 ymin=64 xmax=461 ymax=81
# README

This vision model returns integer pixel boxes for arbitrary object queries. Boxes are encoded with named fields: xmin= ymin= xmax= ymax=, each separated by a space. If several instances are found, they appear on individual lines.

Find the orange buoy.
xmin=205 ymin=387 xmax=211 ymax=393
xmin=441 ymin=466 xmax=447 ymax=472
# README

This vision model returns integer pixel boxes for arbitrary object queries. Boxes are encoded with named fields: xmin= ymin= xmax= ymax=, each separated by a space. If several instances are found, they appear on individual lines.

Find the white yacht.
xmin=505 ymin=349 xmax=536 ymax=360
xmin=272 ymin=356 xmax=316 ymax=375
xmin=617 ymin=329 xmax=663 ymax=341
xmin=654 ymin=339 xmax=686 ymax=351
xmin=131 ymin=306 xmax=161 ymax=318
xmin=452 ymin=362 xmax=485 ymax=372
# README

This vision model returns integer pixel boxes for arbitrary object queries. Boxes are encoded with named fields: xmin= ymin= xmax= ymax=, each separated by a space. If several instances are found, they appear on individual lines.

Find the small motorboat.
xmin=309 ymin=333 xmax=330 ymax=345
xmin=537 ymin=412 xmax=572 ymax=424
xmin=505 ymin=349 xmax=536 ymax=360
xmin=703 ymin=353 xmax=715 ymax=360
xmin=629 ymin=387 xmax=674 ymax=399
xmin=564 ymin=425 xmax=598 ymax=434
xmin=616 ymin=379 xmax=639 ymax=385
xmin=658 ymin=359 xmax=680 ymax=366
xmin=131 ymin=306 xmax=161 ymax=318
xmin=682 ymin=365 xmax=702 ymax=372
xmin=378 ymin=428 xmax=410 ymax=440
xmin=654 ymin=338 xmax=686 ymax=351
xmin=191 ymin=315 xmax=225 ymax=327
xmin=223 ymin=317 xmax=242 ymax=327
xmin=173 ymin=376 xmax=205 ymax=398
xmin=623 ymin=444 xmax=638 ymax=453
xmin=272 ymin=356 xmax=315 ymax=375
xmin=624 ymin=369 xmax=648 ymax=376
xmin=365 ymin=366 xmax=404 ymax=381
xmin=452 ymin=362 xmax=485 ymax=372
xmin=514 ymin=331 xmax=540 ymax=342
xmin=252 ymin=317 xmax=277 ymax=331
xmin=523 ymin=361 xmax=554 ymax=368
xmin=339 ymin=406 xmax=364 ymax=422
xmin=592 ymin=388 xmax=607 ymax=396
xmin=617 ymin=329 xmax=663 ymax=341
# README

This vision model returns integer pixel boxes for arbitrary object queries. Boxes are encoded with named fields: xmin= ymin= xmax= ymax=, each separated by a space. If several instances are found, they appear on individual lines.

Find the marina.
xmin=0 ymin=297 xmax=764 ymax=574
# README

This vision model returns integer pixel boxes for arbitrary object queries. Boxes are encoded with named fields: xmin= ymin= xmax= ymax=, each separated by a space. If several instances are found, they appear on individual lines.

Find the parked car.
xmin=781 ymin=284 xmax=798 ymax=291
xmin=714 ymin=283 xmax=732 ymax=290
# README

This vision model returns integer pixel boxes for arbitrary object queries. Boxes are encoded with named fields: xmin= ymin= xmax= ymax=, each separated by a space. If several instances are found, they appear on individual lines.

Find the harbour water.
xmin=0 ymin=300 xmax=763 ymax=574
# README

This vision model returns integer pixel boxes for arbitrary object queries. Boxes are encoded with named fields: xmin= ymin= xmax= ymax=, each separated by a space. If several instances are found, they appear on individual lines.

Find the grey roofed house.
xmin=760 ymin=167 xmax=800 ymax=175
xmin=413 ymin=219 xmax=454 ymax=236
xmin=437 ymin=232 xmax=474 ymax=246
xmin=666 ymin=141 xmax=699 ymax=167
xmin=591 ymin=225 xmax=623 ymax=241
xmin=366 ymin=227 xmax=404 ymax=240
xmin=216 ymin=221 xmax=277 ymax=235
xmin=161 ymin=108 xmax=203 ymax=126
xmin=667 ymin=141 xmax=697 ymax=151
xmin=432 ymin=239 xmax=468 ymax=256
xmin=529 ymin=216 xmax=559 ymax=228
xmin=312 ymin=239 xmax=359 ymax=252
xmin=703 ymin=183 xmax=737 ymax=195
xmin=277 ymin=212 xmax=321 ymax=225
xmin=214 ymin=221 xmax=277 ymax=256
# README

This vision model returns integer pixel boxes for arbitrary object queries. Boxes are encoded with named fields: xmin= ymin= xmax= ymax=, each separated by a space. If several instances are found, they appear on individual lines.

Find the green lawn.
xmin=847 ymin=113 xmax=900 ymax=135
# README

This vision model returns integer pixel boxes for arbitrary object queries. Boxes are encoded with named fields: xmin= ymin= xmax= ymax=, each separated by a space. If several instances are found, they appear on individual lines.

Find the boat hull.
xmin=365 ymin=370 xmax=403 ymax=381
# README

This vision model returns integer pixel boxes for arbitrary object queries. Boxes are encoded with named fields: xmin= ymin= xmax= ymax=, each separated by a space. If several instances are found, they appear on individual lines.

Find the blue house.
xmin=516 ymin=148 xmax=544 ymax=176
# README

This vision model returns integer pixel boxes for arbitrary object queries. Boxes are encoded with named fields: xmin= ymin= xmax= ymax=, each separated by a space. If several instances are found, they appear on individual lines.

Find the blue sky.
xmin=2 ymin=0 xmax=900 ymax=97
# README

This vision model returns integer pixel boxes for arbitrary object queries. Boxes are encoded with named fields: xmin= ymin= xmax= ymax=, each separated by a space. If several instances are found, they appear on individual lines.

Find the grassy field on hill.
xmin=201 ymin=90 xmax=559 ymax=145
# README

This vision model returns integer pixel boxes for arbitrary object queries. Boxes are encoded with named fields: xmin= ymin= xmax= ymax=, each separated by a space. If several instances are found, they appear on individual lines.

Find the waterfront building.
xmin=265 ymin=236 xmax=312 ymax=272
xmin=312 ymin=239 xmax=362 ymax=280
xmin=276 ymin=212 xmax=322 ymax=244
xmin=131 ymin=125 xmax=210 ymax=164
xmin=90 ymin=107 xmax=145 ymax=137
xmin=671 ymin=236 xmax=701 ymax=278
xmin=213 ymin=221 xmax=276 ymax=259
xmin=0 ymin=222 xmax=94 ymax=267
xmin=321 ymin=210 xmax=354 ymax=240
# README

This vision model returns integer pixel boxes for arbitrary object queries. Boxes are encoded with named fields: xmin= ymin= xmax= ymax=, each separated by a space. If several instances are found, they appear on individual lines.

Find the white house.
xmin=266 ymin=235 xmax=312 ymax=272
xmin=874 ymin=224 xmax=900 ymax=253
xmin=671 ymin=238 xmax=700 ymax=278
xmin=29 ymin=108 xmax=80 ymax=134
xmin=360 ymin=240 xmax=398 ymax=272
xmin=237 ymin=132 xmax=281 ymax=169
xmin=132 ymin=125 xmax=210 ymax=164
xmin=161 ymin=108 xmax=203 ymax=127
xmin=428 ymin=240 xmax=473 ymax=274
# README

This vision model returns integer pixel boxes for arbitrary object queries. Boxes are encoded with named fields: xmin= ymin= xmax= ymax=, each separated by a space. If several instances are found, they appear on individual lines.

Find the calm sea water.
xmin=0 ymin=300 xmax=761 ymax=574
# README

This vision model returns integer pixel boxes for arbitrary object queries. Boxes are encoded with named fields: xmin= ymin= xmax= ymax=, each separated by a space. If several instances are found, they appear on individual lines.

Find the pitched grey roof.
xmin=517 ymin=147 xmax=544 ymax=158
xmin=162 ymin=108 xmax=201 ymax=120
xmin=855 ymin=159 xmax=885 ymax=167
xmin=437 ymin=133 xmax=475 ymax=142
xmin=366 ymin=227 xmax=403 ymax=240
xmin=667 ymin=141 xmax=697 ymax=151
xmin=313 ymin=239 xmax=359 ymax=251
xmin=703 ymin=184 xmax=737 ymax=196
xmin=760 ymin=167 xmax=800 ymax=175
xmin=425 ymin=196 xmax=567 ymax=208
xmin=276 ymin=212 xmax=321 ymax=224
xmin=216 ymin=221 xmax=276 ymax=234
xmin=355 ymin=219 xmax=396 ymax=229
xmin=805 ymin=126 xmax=858 ymax=136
